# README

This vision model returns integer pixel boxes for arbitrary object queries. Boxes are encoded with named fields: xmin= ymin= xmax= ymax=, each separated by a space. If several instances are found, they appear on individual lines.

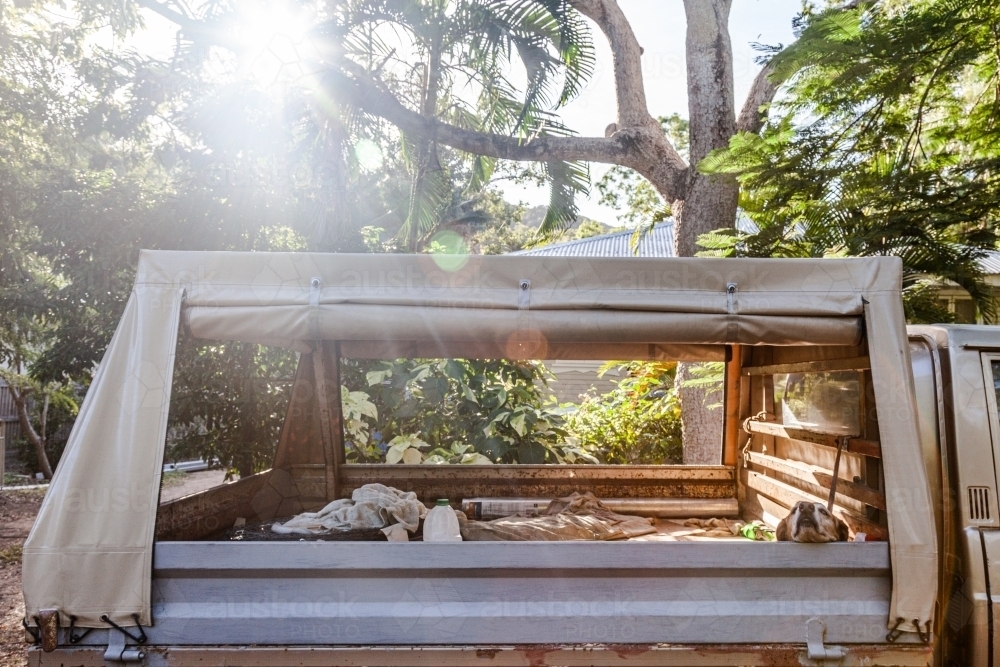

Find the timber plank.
xmin=744 ymin=420 xmax=881 ymax=458
xmin=743 ymin=356 xmax=871 ymax=376
xmin=746 ymin=451 xmax=886 ymax=511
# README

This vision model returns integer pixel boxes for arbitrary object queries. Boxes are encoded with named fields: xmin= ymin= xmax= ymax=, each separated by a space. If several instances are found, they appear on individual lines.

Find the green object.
xmin=739 ymin=520 xmax=776 ymax=542
xmin=436 ymin=499 xmax=450 ymax=506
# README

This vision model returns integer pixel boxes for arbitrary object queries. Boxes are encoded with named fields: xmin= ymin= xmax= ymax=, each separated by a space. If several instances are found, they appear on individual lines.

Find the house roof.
xmin=516 ymin=223 xmax=1000 ymax=275
xmin=514 ymin=223 xmax=675 ymax=258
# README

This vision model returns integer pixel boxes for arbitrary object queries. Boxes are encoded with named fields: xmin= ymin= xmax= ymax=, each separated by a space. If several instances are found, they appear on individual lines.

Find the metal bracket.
xmin=309 ymin=276 xmax=322 ymax=341
xmin=102 ymin=614 xmax=147 ymax=663
xmin=806 ymin=617 xmax=846 ymax=663
xmin=103 ymin=629 xmax=145 ymax=664
xmin=518 ymin=279 xmax=530 ymax=310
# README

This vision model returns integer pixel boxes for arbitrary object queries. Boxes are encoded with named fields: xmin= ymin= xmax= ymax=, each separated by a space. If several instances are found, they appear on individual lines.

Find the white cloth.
xmin=271 ymin=484 xmax=428 ymax=535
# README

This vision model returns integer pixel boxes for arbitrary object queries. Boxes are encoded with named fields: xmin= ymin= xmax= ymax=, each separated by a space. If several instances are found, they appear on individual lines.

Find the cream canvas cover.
xmin=23 ymin=251 xmax=936 ymax=634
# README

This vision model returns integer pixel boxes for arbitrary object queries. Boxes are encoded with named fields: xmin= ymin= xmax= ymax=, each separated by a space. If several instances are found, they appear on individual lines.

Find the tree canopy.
xmin=699 ymin=0 xmax=1000 ymax=322
xmin=3 ymin=0 xmax=1000 ymax=477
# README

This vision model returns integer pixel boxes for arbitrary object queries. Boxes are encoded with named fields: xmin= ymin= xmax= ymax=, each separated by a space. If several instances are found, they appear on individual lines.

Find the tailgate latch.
xmin=806 ymin=617 xmax=846 ymax=663
xmin=104 ymin=630 xmax=145 ymax=664
xmin=102 ymin=614 xmax=147 ymax=663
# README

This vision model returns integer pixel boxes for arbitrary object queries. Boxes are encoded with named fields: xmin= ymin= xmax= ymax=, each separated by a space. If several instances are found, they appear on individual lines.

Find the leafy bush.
xmin=339 ymin=358 xmax=590 ymax=464
xmin=167 ymin=338 xmax=298 ymax=478
xmin=564 ymin=361 xmax=683 ymax=465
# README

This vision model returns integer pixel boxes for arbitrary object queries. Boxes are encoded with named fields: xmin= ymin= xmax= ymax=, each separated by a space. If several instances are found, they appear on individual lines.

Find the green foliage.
xmin=167 ymin=338 xmax=298 ymax=478
xmin=340 ymin=358 xmax=591 ymax=464
xmin=324 ymin=0 xmax=596 ymax=244
xmin=699 ymin=0 xmax=1000 ymax=322
xmin=564 ymin=361 xmax=683 ymax=465
xmin=573 ymin=219 xmax=607 ymax=239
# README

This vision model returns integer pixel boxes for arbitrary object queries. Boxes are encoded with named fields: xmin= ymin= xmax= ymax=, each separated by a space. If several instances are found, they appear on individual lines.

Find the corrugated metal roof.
xmin=514 ymin=223 xmax=675 ymax=258
xmin=981 ymin=251 xmax=1000 ymax=275
xmin=516 ymin=223 xmax=1000 ymax=276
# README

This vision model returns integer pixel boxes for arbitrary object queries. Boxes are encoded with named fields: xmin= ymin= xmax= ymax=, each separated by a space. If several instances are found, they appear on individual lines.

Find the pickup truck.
xmin=18 ymin=251 xmax=994 ymax=665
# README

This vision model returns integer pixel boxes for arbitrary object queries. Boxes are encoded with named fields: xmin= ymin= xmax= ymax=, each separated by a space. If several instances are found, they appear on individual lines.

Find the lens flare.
xmin=427 ymin=230 xmax=469 ymax=272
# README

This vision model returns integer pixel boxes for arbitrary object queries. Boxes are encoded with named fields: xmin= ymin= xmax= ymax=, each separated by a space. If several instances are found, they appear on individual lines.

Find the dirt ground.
xmin=0 ymin=470 xmax=227 ymax=666
xmin=1 ymin=488 xmax=44 ymax=667
xmin=160 ymin=469 xmax=228 ymax=503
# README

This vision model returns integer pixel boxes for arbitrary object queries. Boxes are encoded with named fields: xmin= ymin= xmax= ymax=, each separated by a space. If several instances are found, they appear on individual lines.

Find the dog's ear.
xmin=775 ymin=517 xmax=790 ymax=542
xmin=835 ymin=516 xmax=850 ymax=542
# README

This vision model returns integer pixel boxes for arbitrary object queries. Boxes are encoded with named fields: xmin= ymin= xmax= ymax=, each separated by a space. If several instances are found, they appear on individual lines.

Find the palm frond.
xmin=537 ymin=160 xmax=588 ymax=237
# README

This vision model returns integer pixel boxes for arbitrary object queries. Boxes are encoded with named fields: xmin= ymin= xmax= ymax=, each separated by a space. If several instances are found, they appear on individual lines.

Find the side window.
xmin=773 ymin=370 xmax=861 ymax=436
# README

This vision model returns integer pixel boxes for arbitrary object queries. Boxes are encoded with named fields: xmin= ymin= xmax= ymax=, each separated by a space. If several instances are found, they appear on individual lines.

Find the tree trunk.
xmin=10 ymin=385 xmax=54 ymax=479
xmin=675 ymin=0 xmax=739 ymax=465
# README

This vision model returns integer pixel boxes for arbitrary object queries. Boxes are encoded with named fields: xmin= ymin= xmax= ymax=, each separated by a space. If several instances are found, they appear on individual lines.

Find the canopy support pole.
xmin=722 ymin=344 xmax=742 ymax=467
xmin=312 ymin=341 xmax=344 ymax=501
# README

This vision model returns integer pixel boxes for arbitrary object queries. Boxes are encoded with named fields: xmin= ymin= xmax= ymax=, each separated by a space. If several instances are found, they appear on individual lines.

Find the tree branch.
xmin=134 ymin=0 xmax=243 ymax=51
xmin=330 ymin=61 xmax=629 ymax=164
xmin=568 ymin=0 xmax=655 ymax=129
xmin=137 ymin=0 xmax=692 ymax=202
xmin=8 ymin=383 xmax=53 ymax=479
xmin=736 ymin=61 xmax=778 ymax=134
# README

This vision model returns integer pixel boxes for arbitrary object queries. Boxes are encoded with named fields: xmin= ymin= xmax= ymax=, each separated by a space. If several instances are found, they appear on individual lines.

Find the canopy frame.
xmin=22 ymin=251 xmax=936 ymax=638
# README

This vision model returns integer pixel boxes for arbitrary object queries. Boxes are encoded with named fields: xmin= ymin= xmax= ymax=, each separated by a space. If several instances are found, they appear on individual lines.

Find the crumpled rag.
xmin=271 ymin=483 xmax=428 ymax=538
xmin=459 ymin=492 xmax=656 ymax=541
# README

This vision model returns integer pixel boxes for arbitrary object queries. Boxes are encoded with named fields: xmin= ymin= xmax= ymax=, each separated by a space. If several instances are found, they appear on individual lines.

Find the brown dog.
xmin=775 ymin=501 xmax=850 ymax=543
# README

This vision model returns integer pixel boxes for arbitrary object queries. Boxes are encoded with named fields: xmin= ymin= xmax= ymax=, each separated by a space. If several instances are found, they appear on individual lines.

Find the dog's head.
xmin=775 ymin=501 xmax=850 ymax=543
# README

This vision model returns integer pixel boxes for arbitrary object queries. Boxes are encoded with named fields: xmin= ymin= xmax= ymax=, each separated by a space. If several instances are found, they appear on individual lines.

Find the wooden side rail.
xmin=742 ymin=469 xmax=887 ymax=540
xmin=742 ymin=356 xmax=871 ymax=376
xmin=746 ymin=451 xmax=886 ymax=511
xmin=743 ymin=420 xmax=882 ymax=459
xmin=290 ymin=464 xmax=737 ymax=506
xmin=156 ymin=468 xmax=303 ymax=541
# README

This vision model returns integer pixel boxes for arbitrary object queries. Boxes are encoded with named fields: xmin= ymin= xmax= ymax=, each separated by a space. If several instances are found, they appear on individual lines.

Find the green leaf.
xmin=510 ymin=412 xmax=527 ymax=436
xmin=366 ymin=369 xmax=392 ymax=386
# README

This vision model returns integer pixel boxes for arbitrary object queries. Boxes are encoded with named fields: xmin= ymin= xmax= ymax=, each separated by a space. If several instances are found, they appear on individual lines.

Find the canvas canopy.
xmin=23 ymin=251 xmax=936 ymax=635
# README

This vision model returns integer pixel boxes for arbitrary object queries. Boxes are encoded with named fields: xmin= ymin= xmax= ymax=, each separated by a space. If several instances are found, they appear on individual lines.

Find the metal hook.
xmin=100 ymin=614 xmax=147 ymax=644
xmin=68 ymin=615 xmax=93 ymax=644
xmin=886 ymin=617 xmax=906 ymax=643
xmin=22 ymin=618 xmax=40 ymax=645
xmin=916 ymin=619 xmax=932 ymax=644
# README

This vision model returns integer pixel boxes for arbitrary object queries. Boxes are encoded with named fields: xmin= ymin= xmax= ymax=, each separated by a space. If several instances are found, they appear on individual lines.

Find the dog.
xmin=775 ymin=501 xmax=850 ymax=543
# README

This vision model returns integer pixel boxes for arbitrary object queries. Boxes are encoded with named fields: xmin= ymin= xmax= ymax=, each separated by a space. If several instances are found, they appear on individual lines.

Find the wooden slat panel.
xmin=743 ymin=356 xmax=871 ymax=376
xmin=305 ymin=464 xmax=737 ymax=504
xmin=744 ymin=420 xmax=881 ymax=458
xmin=746 ymin=451 xmax=886 ymax=511
xmin=742 ymin=469 xmax=887 ymax=541
xmin=156 ymin=468 xmax=305 ymax=540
